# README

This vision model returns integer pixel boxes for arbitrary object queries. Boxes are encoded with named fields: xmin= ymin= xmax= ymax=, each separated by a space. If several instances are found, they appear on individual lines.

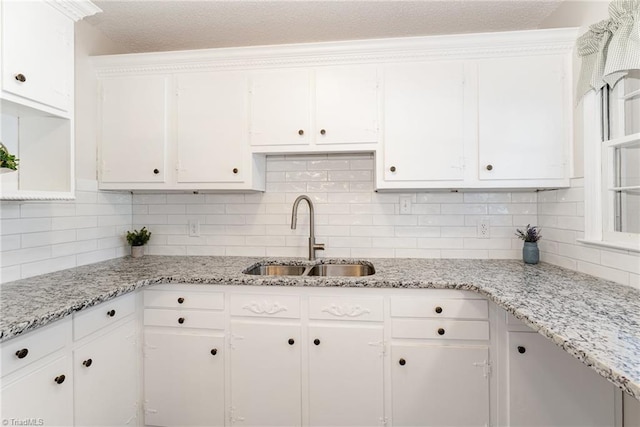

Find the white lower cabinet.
xmin=144 ymin=331 xmax=225 ymax=426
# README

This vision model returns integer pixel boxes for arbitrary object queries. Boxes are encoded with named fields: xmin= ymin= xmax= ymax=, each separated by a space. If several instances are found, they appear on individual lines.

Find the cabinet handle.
xmin=232 ymin=168 xmax=238 ymax=174
xmin=83 ymin=359 xmax=93 ymax=367
xmin=313 ymin=338 xmax=320 ymax=346
xmin=517 ymin=346 xmax=526 ymax=354
xmin=54 ymin=375 xmax=66 ymax=384
xmin=14 ymin=73 xmax=26 ymax=82
xmin=320 ymin=129 xmax=326 ymax=135
xmin=434 ymin=306 xmax=443 ymax=314
xmin=15 ymin=348 xmax=29 ymax=359
xmin=288 ymin=338 xmax=295 ymax=345
xmin=153 ymin=168 xmax=160 ymax=174
xmin=107 ymin=309 xmax=116 ymax=317
xmin=390 ymin=166 xmax=396 ymax=172
xmin=177 ymin=297 xmax=184 ymax=304
xmin=437 ymin=328 xmax=445 ymax=336
xmin=298 ymin=129 xmax=304 ymax=136
xmin=486 ymin=164 xmax=493 ymax=171
xmin=178 ymin=317 xmax=185 ymax=324
xmin=399 ymin=358 xmax=406 ymax=366
xmin=211 ymin=348 xmax=218 ymax=356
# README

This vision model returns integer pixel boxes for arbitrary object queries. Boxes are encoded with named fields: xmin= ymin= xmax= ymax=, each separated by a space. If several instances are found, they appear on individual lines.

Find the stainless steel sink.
xmin=306 ymin=264 xmax=375 ymax=277
xmin=244 ymin=265 xmax=307 ymax=276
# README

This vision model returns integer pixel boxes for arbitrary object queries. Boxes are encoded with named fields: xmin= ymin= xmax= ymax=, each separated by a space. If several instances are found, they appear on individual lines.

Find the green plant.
xmin=515 ymin=224 xmax=542 ymax=242
xmin=0 ymin=143 xmax=19 ymax=170
xmin=126 ymin=227 xmax=152 ymax=246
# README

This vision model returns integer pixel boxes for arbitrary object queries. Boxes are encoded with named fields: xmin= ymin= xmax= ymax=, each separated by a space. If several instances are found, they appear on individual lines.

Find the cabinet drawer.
xmin=392 ymin=319 xmax=489 ymax=340
xmin=73 ymin=293 xmax=136 ymax=341
xmin=230 ymin=294 xmax=300 ymax=319
xmin=309 ymin=296 xmax=383 ymax=322
xmin=391 ymin=297 xmax=488 ymax=319
xmin=144 ymin=309 xmax=225 ymax=330
xmin=144 ymin=290 xmax=224 ymax=310
xmin=1 ymin=318 xmax=71 ymax=377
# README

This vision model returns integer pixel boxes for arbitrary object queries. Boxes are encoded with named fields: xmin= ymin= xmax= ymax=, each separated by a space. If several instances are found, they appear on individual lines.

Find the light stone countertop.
xmin=1 ymin=256 xmax=639 ymax=401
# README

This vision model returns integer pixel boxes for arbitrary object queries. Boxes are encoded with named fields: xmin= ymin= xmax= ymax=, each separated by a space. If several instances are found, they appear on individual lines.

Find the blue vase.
xmin=523 ymin=242 xmax=539 ymax=264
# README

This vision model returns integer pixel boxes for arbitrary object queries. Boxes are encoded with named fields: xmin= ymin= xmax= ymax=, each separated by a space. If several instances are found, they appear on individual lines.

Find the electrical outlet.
xmin=478 ymin=218 xmax=490 ymax=239
xmin=399 ymin=196 xmax=412 ymax=215
xmin=189 ymin=219 xmax=200 ymax=237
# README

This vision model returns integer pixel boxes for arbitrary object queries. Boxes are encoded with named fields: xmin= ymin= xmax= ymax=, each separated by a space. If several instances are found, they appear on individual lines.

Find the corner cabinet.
xmin=0 ymin=0 xmax=100 ymax=200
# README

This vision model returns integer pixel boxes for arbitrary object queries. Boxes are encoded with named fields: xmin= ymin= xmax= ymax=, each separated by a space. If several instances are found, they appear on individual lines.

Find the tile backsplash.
xmin=134 ymin=153 xmax=537 ymax=260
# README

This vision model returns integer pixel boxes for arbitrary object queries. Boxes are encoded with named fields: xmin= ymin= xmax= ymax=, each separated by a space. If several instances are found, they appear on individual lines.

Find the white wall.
xmin=0 ymin=21 xmax=130 ymax=284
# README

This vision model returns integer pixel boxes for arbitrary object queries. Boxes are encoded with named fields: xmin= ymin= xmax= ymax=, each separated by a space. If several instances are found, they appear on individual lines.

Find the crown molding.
xmin=49 ymin=0 xmax=102 ymax=22
xmin=92 ymin=28 xmax=580 ymax=76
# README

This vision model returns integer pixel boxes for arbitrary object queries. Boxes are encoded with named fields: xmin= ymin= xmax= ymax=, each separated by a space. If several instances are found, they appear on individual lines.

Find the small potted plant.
xmin=0 ymin=143 xmax=19 ymax=174
xmin=126 ymin=227 xmax=151 ymax=258
xmin=515 ymin=224 xmax=541 ymax=264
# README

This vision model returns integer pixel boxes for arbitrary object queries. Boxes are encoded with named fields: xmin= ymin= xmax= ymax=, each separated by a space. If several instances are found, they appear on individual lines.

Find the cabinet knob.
xmin=178 ymin=317 xmax=185 ymax=324
xmin=390 ymin=166 xmax=396 ymax=172
xmin=320 ymin=129 xmax=326 ymax=135
xmin=486 ymin=164 xmax=493 ymax=171
xmin=14 ymin=73 xmax=26 ymax=82
xmin=211 ymin=348 xmax=218 ymax=356
xmin=434 ymin=306 xmax=443 ymax=314
xmin=288 ymin=338 xmax=295 ymax=345
xmin=232 ymin=168 xmax=238 ymax=174
xmin=83 ymin=359 xmax=93 ymax=367
xmin=153 ymin=168 xmax=160 ymax=174
xmin=313 ymin=338 xmax=320 ymax=346
xmin=177 ymin=297 xmax=184 ymax=304
xmin=54 ymin=375 xmax=66 ymax=384
xmin=399 ymin=358 xmax=406 ymax=366
xmin=517 ymin=346 xmax=526 ymax=354
xmin=298 ymin=129 xmax=304 ymax=136
xmin=15 ymin=348 xmax=29 ymax=359
xmin=107 ymin=309 xmax=116 ymax=317
xmin=437 ymin=328 xmax=445 ymax=336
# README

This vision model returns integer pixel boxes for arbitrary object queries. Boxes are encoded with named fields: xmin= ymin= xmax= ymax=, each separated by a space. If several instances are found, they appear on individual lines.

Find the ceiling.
xmin=86 ymin=0 xmax=566 ymax=54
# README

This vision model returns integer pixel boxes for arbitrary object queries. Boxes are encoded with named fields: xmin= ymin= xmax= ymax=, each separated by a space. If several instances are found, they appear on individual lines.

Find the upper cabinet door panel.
xmin=478 ymin=55 xmax=567 ymax=181
xmin=100 ymin=75 xmax=169 ymax=183
xmin=1 ymin=0 xmax=73 ymax=112
xmin=383 ymin=61 xmax=466 ymax=182
xmin=250 ymin=69 xmax=311 ymax=146
xmin=176 ymin=72 xmax=247 ymax=183
xmin=315 ymin=66 xmax=378 ymax=144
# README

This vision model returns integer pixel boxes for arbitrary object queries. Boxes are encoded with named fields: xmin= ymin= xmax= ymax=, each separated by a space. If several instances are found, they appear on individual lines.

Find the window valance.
xmin=577 ymin=0 xmax=640 ymax=100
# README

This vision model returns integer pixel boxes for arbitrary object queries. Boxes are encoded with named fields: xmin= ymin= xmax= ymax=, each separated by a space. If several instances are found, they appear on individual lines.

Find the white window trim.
xmin=580 ymin=86 xmax=640 ymax=253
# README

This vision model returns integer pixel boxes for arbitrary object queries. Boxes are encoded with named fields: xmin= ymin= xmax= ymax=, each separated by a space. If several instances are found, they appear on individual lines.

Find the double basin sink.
xmin=244 ymin=262 xmax=375 ymax=277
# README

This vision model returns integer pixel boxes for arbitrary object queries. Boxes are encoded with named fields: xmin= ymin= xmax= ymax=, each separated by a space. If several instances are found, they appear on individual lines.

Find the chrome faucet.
xmin=291 ymin=195 xmax=325 ymax=260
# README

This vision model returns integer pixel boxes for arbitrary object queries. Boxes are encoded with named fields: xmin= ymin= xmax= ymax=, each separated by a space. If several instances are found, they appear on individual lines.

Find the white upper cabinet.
xmin=249 ymin=65 xmax=379 ymax=151
xmin=381 ymin=61 xmax=467 ymax=186
xmin=99 ymin=75 xmax=169 ymax=184
xmin=477 ymin=55 xmax=568 ymax=183
xmin=1 ymin=0 xmax=73 ymax=114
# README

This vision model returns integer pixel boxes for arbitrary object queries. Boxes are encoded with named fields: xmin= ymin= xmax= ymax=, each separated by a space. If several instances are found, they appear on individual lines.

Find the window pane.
xmin=619 ymin=190 xmax=640 ymax=233
xmin=617 ymin=143 xmax=640 ymax=187
xmin=609 ymin=70 xmax=640 ymax=137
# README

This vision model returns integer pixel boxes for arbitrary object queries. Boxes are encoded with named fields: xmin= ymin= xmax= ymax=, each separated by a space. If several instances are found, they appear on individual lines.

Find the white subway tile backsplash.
xmin=20 ymin=203 xmax=76 ymax=218
xmin=441 ymin=204 xmax=487 ymax=215
xmin=21 ymin=230 xmax=77 ymax=248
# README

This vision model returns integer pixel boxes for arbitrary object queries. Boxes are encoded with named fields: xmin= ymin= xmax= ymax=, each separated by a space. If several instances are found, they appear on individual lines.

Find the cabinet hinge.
xmin=380 ymin=416 xmax=389 ymax=425
xmin=142 ymin=343 xmax=157 ymax=358
xmin=229 ymin=333 xmax=244 ymax=350
xmin=229 ymin=406 xmax=245 ymax=424
xmin=473 ymin=359 xmax=492 ymax=378
xmin=143 ymin=401 xmax=157 ymax=416
xmin=368 ymin=340 xmax=386 ymax=357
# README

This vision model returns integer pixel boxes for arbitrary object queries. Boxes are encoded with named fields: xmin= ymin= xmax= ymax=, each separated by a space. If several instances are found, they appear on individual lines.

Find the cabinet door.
xmin=144 ymin=331 xmax=225 ymax=426
xmin=249 ymin=69 xmax=311 ymax=146
xmin=1 ymin=0 xmax=73 ymax=112
xmin=383 ymin=61 xmax=466 ymax=182
xmin=100 ymin=75 xmax=169 ymax=183
xmin=74 ymin=320 xmax=138 ymax=426
xmin=507 ymin=331 xmax=617 ymax=427
xmin=230 ymin=320 xmax=302 ymax=426
xmin=478 ymin=55 xmax=567 ymax=181
xmin=315 ymin=66 xmax=378 ymax=145
xmin=1 ymin=355 xmax=73 ymax=426
xmin=308 ymin=323 xmax=384 ymax=426
xmin=391 ymin=344 xmax=489 ymax=426
xmin=176 ymin=72 xmax=247 ymax=183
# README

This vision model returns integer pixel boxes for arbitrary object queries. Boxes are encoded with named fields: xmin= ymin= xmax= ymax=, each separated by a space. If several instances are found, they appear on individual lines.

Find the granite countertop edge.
xmin=1 ymin=255 xmax=639 ymax=402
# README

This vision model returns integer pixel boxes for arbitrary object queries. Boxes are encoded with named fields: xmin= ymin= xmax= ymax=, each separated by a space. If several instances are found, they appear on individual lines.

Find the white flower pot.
xmin=131 ymin=246 xmax=144 ymax=258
